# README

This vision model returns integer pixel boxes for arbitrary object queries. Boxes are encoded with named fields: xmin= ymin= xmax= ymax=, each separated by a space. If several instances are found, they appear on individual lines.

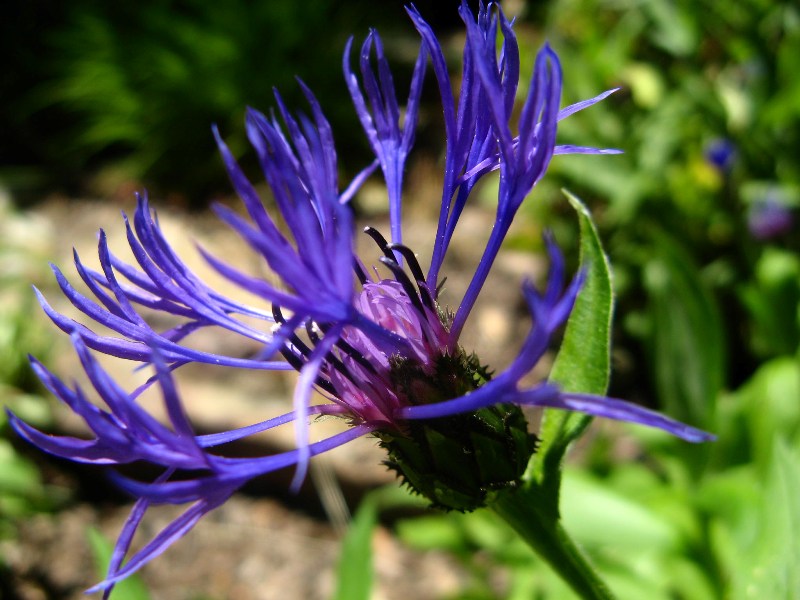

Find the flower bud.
xmin=378 ymin=352 xmax=538 ymax=511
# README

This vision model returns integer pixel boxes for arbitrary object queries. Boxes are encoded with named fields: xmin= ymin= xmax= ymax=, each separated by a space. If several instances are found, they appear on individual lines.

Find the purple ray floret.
xmin=344 ymin=28 xmax=427 ymax=247
xmin=11 ymin=1 xmax=711 ymax=594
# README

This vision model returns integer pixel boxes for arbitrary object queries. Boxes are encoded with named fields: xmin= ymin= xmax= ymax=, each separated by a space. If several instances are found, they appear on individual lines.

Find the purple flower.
xmin=748 ymin=191 xmax=794 ymax=240
xmin=9 ymin=2 xmax=712 ymax=594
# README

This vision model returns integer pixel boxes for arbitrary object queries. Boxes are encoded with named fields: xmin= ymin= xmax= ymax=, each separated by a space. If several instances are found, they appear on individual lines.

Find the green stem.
xmin=491 ymin=486 xmax=616 ymax=600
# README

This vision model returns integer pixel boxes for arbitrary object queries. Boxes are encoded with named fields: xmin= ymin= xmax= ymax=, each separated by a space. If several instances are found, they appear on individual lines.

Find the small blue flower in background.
xmin=8 ymin=2 xmax=713 ymax=594
xmin=704 ymin=138 xmax=737 ymax=174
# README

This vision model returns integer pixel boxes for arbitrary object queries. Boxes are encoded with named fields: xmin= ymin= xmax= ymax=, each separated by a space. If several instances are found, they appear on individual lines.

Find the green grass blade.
xmin=333 ymin=495 xmax=378 ymax=600
xmin=86 ymin=528 xmax=151 ymax=600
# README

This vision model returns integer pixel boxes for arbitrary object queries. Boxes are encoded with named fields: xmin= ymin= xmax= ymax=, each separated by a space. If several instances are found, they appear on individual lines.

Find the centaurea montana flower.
xmin=10 ymin=2 xmax=713 ymax=594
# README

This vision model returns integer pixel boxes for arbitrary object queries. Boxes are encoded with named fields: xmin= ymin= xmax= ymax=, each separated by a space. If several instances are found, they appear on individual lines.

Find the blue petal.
xmin=514 ymin=390 xmax=716 ymax=443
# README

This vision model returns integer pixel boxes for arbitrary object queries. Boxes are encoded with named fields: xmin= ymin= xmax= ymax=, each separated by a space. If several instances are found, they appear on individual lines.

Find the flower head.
xmin=10 ymin=2 xmax=712 ymax=594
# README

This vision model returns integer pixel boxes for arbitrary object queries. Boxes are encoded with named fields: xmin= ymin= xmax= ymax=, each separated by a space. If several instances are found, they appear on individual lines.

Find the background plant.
xmin=0 ymin=193 xmax=66 ymax=589
xmin=1 ymin=0 xmax=461 ymax=203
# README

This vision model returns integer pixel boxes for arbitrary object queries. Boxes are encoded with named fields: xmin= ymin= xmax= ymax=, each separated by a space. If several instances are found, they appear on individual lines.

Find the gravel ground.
xmin=3 ymin=495 xmax=468 ymax=600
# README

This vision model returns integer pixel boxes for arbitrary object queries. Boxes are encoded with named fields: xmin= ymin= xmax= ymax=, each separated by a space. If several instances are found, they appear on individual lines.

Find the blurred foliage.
xmin=510 ymin=0 xmax=800 ymax=397
xmin=0 ymin=192 xmax=64 ymax=552
xmin=1 ymin=0 xmax=464 ymax=204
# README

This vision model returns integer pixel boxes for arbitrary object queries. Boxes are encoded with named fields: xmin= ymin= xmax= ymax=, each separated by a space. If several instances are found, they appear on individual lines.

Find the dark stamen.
xmin=270 ymin=303 xmax=283 ymax=323
xmin=273 ymin=337 xmax=337 ymax=394
xmin=336 ymin=337 xmax=380 ymax=375
xmin=436 ymin=276 xmax=447 ymax=296
xmin=387 ymin=243 xmax=436 ymax=310
xmin=353 ymin=258 xmax=368 ymax=285
xmin=305 ymin=320 xmax=321 ymax=344
xmin=316 ymin=378 xmax=338 ymax=395
xmin=278 ymin=345 xmax=305 ymax=373
xmin=305 ymin=320 xmax=362 ymax=386
xmin=387 ymin=243 xmax=425 ymax=283
xmin=380 ymin=256 xmax=425 ymax=315
xmin=315 ymin=322 xmax=381 ymax=375
xmin=271 ymin=305 xmax=336 ymax=393
xmin=417 ymin=284 xmax=436 ymax=312
xmin=272 ymin=304 xmax=314 ymax=359
xmin=363 ymin=226 xmax=395 ymax=261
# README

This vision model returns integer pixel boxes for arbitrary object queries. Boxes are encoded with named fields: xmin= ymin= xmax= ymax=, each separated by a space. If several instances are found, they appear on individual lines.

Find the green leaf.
xmin=333 ymin=495 xmax=377 ymax=600
xmin=725 ymin=440 xmax=800 ymax=599
xmin=643 ymin=231 xmax=724 ymax=433
xmin=734 ymin=356 xmax=800 ymax=475
xmin=0 ymin=440 xmax=43 ymax=497
xmin=560 ymin=470 xmax=681 ymax=552
xmin=530 ymin=190 xmax=613 ymax=499
xmin=549 ymin=191 xmax=614 ymax=395
xmin=396 ymin=513 xmax=466 ymax=553
xmin=739 ymin=248 xmax=800 ymax=358
xmin=86 ymin=528 xmax=151 ymax=600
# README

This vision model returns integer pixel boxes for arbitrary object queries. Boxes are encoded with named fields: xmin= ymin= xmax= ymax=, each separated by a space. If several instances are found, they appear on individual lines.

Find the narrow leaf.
xmin=333 ymin=494 xmax=378 ymax=600
xmin=530 ymin=190 xmax=613 ymax=504
xmin=728 ymin=440 xmax=800 ymax=599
